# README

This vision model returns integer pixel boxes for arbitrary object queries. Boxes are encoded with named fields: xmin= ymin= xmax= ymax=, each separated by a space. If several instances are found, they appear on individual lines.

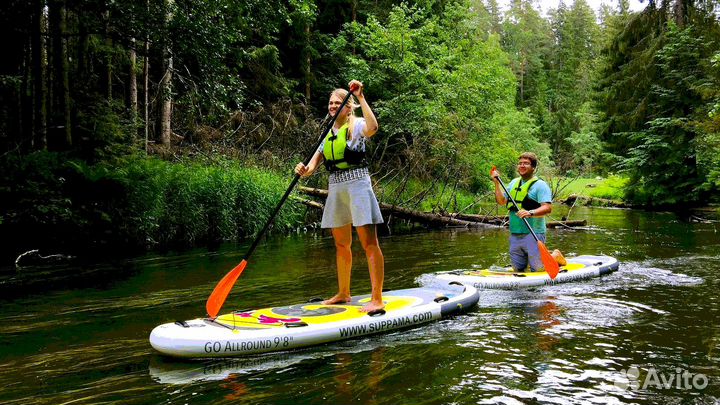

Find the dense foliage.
xmin=0 ymin=0 xmax=554 ymax=180
xmin=331 ymin=1 xmax=548 ymax=189
xmin=1 ymin=0 xmax=720 ymax=258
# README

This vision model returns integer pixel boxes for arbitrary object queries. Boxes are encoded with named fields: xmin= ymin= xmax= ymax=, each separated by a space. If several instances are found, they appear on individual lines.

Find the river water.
xmin=0 ymin=207 xmax=718 ymax=404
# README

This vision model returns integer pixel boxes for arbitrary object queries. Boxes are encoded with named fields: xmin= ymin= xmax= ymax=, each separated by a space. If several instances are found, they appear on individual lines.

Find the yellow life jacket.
xmin=322 ymin=122 xmax=366 ymax=172
xmin=507 ymin=176 xmax=541 ymax=212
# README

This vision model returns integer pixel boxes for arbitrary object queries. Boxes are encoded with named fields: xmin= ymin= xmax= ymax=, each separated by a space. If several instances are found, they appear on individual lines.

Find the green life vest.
xmin=322 ymin=123 xmax=366 ymax=172
xmin=507 ymin=176 xmax=542 ymax=212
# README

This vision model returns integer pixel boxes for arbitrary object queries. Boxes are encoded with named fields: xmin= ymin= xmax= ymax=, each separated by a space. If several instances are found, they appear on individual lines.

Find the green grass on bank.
xmin=551 ymin=175 xmax=629 ymax=201
xmin=373 ymin=175 xmax=630 ymax=214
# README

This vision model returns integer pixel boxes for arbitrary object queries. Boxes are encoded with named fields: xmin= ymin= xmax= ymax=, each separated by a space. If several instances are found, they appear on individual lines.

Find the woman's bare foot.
xmin=322 ymin=294 xmax=351 ymax=305
xmin=359 ymin=300 xmax=385 ymax=313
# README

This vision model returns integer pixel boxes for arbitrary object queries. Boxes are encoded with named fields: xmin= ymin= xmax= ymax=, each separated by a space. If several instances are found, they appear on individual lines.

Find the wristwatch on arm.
xmin=529 ymin=210 xmax=535 ymax=217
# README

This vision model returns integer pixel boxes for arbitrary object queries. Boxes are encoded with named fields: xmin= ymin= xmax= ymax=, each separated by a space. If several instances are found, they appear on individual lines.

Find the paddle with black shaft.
xmin=205 ymin=85 xmax=358 ymax=318
xmin=491 ymin=166 xmax=559 ymax=280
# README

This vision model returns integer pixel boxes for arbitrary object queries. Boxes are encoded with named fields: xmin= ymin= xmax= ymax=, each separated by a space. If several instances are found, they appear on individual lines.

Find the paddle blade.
xmin=538 ymin=241 xmax=559 ymax=280
xmin=206 ymin=259 xmax=248 ymax=318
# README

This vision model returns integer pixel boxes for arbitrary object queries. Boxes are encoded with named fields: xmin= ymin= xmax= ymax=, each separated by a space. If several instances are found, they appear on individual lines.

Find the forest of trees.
xmin=3 ymin=0 xmax=720 ymax=197
xmin=1 ymin=0 xmax=719 ymax=257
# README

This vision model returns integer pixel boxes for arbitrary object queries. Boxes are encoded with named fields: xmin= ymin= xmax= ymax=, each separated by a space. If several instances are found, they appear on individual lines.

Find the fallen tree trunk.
xmin=294 ymin=197 xmax=497 ymax=228
xmin=298 ymin=186 xmax=329 ymax=198
xmin=377 ymin=202 xmax=495 ymax=228
xmin=448 ymin=212 xmax=586 ymax=228
xmin=546 ymin=219 xmax=587 ymax=228
xmin=450 ymin=213 xmax=505 ymax=225
xmin=560 ymin=194 xmax=633 ymax=208
xmin=295 ymin=187 xmax=586 ymax=229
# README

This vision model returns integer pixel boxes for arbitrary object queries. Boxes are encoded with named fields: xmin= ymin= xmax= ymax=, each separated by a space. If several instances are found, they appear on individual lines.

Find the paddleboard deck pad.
xmin=421 ymin=255 xmax=619 ymax=289
xmin=150 ymin=283 xmax=479 ymax=358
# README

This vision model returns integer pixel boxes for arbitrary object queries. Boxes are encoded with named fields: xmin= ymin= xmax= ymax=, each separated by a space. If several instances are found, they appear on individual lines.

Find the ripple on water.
xmin=417 ymin=255 xmax=706 ymax=299
xmin=3 ymin=219 xmax=719 ymax=405
xmin=465 ymin=352 xmax=656 ymax=405
xmin=0 ymin=338 xmax=152 ymax=405
xmin=527 ymin=259 xmax=705 ymax=298
xmin=414 ymin=252 xmax=716 ymax=404
xmin=0 ymin=287 xmax=203 ymax=337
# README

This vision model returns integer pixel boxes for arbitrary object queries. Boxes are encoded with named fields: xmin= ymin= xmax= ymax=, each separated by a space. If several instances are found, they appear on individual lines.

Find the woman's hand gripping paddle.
xmin=205 ymin=85 xmax=358 ymax=318
xmin=491 ymin=166 xmax=559 ymax=280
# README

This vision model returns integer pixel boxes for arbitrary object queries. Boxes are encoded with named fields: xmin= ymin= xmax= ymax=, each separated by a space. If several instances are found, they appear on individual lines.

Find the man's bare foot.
xmin=359 ymin=300 xmax=385 ymax=313
xmin=552 ymin=249 xmax=567 ymax=266
xmin=322 ymin=294 xmax=351 ymax=305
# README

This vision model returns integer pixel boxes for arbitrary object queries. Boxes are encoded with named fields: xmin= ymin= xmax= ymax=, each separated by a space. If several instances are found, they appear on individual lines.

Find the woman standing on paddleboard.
xmin=294 ymin=80 xmax=385 ymax=312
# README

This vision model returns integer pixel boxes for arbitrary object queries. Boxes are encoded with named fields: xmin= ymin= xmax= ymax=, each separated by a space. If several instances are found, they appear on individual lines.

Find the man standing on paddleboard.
xmin=491 ymin=152 xmax=565 ymax=272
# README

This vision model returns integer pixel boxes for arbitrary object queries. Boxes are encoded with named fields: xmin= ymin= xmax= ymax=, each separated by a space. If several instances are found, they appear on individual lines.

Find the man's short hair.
xmin=519 ymin=152 xmax=538 ymax=168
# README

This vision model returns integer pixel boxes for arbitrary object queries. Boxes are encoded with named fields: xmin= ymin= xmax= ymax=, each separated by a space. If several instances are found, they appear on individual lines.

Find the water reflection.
xmin=218 ymin=374 xmax=249 ymax=401
xmin=1 ymin=207 xmax=719 ymax=404
xmin=535 ymin=298 xmax=562 ymax=353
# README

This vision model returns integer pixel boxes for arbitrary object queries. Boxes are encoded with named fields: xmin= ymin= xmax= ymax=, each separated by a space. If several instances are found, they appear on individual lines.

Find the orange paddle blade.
xmin=538 ymin=242 xmax=559 ymax=280
xmin=206 ymin=259 xmax=248 ymax=318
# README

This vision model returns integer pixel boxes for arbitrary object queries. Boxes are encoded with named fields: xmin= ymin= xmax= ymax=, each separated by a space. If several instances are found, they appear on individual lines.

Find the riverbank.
xmin=0 ymin=152 xmax=304 ymax=265
xmin=2 ymin=152 xmax=675 ymax=267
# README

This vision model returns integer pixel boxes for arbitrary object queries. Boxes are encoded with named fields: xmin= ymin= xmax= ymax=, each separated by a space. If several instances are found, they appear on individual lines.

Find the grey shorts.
xmin=510 ymin=233 xmax=546 ymax=272
xmin=321 ymin=168 xmax=384 ymax=229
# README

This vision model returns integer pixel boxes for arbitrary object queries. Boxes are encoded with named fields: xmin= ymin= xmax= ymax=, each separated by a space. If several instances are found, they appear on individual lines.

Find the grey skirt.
xmin=321 ymin=168 xmax=384 ymax=228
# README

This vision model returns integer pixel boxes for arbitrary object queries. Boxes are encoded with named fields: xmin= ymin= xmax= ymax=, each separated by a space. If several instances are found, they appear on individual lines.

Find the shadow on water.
xmin=0 ymin=261 xmax=140 ymax=300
